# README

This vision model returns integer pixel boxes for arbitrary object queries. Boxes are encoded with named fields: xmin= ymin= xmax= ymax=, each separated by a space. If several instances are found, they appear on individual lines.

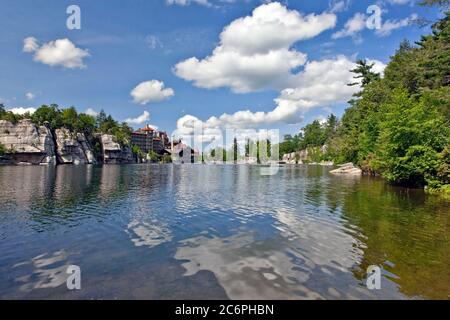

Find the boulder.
xmin=54 ymin=128 xmax=97 ymax=165
xmin=0 ymin=119 xmax=56 ymax=165
xmin=330 ymin=163 xmax=362 ymax=175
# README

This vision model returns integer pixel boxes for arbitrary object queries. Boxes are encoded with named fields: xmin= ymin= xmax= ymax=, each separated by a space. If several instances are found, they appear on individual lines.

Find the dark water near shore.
xmin=0 ymin=164 xmax=448 ymax=300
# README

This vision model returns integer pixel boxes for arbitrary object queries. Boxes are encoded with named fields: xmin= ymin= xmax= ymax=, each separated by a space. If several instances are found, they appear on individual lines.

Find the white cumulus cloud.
xmin=23 ymin=37 xmax=90 ymax=69
xmin=173 ymin=2 xmax=336 ymax=93
xmin=375 ymin=14 xmax=418 ymax=37
xmin=7 ymin=107 xmax=37 ymax=115
xmin=175 ymin=56 xmax=386 ymax=135
xmin=332 ymin=13 xmax=367 ymax=40
xmin=125 ymin=111 xmax=150 ymax=125
xmin=131 ymin=80 xmax=174 ymax=105
xmin=84 ymin=108 xmax=99 ymax=117
xmin=172 ymin=2 xmax=387 ymax=138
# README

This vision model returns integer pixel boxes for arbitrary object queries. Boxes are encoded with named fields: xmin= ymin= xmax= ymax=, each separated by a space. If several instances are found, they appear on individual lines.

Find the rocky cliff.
xmin=0 ymin=119 xmax=56 ymax=165
xmin=0 ymin=120 xmax=135 ymax=165
xmin=100 ymin=134 xmax=134 ymax=164
xmin=55 ymin=128 xmax=96 ymax=165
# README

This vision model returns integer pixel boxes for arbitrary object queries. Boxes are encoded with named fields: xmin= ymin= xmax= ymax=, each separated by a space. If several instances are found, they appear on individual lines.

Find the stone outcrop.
xmin=330 ymin=163 xmax=362 ymax=175
xmin=0 ymin=119 xmax=56 ymax=165
xmin=54 ymin=128 xmax=97 ymax=165
xmin=0 ymin=120 xmax=135 ymax=165
xmin=282 ymin=146 xmax=330 ymax=165
xmin=100 ymin=134 xmax=134 ymax=164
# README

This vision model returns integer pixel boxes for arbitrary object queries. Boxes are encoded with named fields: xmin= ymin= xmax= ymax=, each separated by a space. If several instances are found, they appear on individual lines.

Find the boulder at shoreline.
xmin=330 ymin=163 xmax=362 ymax=175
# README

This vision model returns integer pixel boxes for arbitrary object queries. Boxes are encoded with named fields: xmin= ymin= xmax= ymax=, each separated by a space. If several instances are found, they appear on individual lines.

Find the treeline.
xmin=280 ymin=11 xmax=449 ymax=193
xmin=0 ymin=104 xmax=133 ymax=146
xmin=203 ymin=138 xmax=273 ymax=163
xmin=279 ymin=114 xmax=338 ymax=161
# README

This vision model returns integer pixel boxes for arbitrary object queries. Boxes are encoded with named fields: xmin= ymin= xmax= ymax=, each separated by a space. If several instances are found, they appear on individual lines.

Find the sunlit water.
xmin=0 ymin=164 xmax=448 ymax=300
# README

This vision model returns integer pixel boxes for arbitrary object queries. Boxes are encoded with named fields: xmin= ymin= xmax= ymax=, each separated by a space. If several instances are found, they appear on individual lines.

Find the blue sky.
xmin=0 ymin=0 xmax=442 ymax=140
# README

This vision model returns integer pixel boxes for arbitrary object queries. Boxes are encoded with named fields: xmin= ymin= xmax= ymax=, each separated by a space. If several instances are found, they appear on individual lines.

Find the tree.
xmin=77 ymin=113 xmax=96 ymax=135
xmin=373 ymin=90 xmax=449 ymax=187
xmin=348 ymin=59 xmax=381 ymax=91
xmin=61 ymin=107 xmax=78 ymax=131
xmin=233 ymin=137 xmax=238 ymax=163
xmin=31 ymin=105 xmax=62 ymax=129
xmin=301 ymin=120 xmax=326 ymax=149
xmin=420 ymin=0 xmax=450 ymax=8
xmin=245 ymin=139 xmax=250 ymax=157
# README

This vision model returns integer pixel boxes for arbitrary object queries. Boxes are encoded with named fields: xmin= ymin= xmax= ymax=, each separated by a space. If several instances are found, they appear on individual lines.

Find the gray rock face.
xmin=0 ymin=120 xmax=135 ymax=165
xmin=100 ymin=134 xmax=134 ymax=164
xmin=0 ymin=119 xmax=56 ymax=165
xmin=54 ymin=128 xmax=97 ymax=165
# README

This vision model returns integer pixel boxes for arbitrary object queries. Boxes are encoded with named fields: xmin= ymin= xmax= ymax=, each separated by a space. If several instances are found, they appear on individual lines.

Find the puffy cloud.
xmin=7 ymin=107 xmax=37 ymax=115
xmin=366 ymin=59 xmax=387 ymax=76
xmin=23 ymin=37 xmax=90 ymax=69
xmin=131 ymin=80 xmax=174 ymax=105
xmin=174 ymin=2 xmax=336 ymax=93
xmin=84 ymin=108 xmax=99 ymax=117
xmin=331 ymin=13 xmax=367 ymax=40
xmin=173 ymin=2 xmax=387 ymax=134
xmin=125 ymin=111 xmax=150 ymax=125
xmin=25 ymin=92 xmax=35 ymax=100
xmin=175 ymin=56 xmax=386 ymax=135
xmin=275 ymin=56 xmax=387 ymax=111
xmin=332 ymin=12 xmax=418 ymax=40
xmin=375 ymin=14 xmax=418 ymax=37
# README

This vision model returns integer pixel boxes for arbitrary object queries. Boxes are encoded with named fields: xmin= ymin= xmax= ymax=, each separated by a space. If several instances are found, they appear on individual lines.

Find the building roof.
xmin=134 ymin=125 xmax=156 ymax=134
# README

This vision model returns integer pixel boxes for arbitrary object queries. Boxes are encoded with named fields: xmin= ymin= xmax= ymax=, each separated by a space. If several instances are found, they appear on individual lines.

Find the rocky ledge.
xmin=0 ymin=119 xmax=56 ymax=165
xmin=329 ymin=163 xmax=362 ymax=175
xmin=0 ymin=119 xmax=134 ymax=165
xmin=55 ymin=128 xmax=97 ymax=165
xmin=100 ymin=134 xmax=134 ymax=164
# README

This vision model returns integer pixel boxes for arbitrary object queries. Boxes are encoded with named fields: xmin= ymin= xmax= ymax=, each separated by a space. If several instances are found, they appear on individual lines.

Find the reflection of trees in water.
xmin=0 ymin=166 xmax=54 ymax=209
xmin=0 ymin=165 xmax=136 ymax=230
xmin=337 ymin=178 xmax=450 ymax=299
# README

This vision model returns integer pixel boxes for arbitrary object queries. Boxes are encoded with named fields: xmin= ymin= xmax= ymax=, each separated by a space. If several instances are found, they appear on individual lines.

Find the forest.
xmin=279 ymin=9 xmax=449 ymax=194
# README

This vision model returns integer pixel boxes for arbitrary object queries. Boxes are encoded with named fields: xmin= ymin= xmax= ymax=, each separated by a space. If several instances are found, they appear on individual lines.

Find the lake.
xmin=0 ymin=164 xmax=448 ymax=299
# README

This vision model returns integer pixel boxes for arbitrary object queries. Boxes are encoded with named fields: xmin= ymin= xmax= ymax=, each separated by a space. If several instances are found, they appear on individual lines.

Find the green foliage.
xmin=0 ymin=142 xmax=6 ymax=156
xmin=277 ymin=114 xmax=338 ymax=160
xmin=31 ymin=104 xmax=62 ymax=129
xmin=276 ymin=14 xmax=449 ymax=192
xmin=162 ymin=154 xmax=172 ymax=163
xmin=0 ymin=103 xmax=29 ymax=124
xmin=96 ymin=110 xmax=132 ymax=145
xmin=348 ymin=59 xmax=381 ymax=92
xmin=132 ymin=145 xmax=143 ymax=156
xmin=328 ymin=14 xmax=450 ymax=191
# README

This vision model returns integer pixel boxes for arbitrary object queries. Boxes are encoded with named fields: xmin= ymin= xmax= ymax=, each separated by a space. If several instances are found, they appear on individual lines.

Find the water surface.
xmin=0 ymin=164 xmax=448 ymax=299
